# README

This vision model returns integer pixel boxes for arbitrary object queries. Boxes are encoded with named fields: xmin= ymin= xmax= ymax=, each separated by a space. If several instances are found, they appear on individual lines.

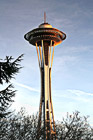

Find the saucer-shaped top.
xmin=24 ymin=23 xmax=66 ymax=46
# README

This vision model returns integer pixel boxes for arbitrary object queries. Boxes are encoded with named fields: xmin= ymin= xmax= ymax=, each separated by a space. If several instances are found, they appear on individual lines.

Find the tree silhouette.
xmin=0 ymin=109 xmax=93 ymax=140
xmin=0 ymin=54 xmax=23 ymax=118
xmin=56 ymin=111 xmax=93 ymax=140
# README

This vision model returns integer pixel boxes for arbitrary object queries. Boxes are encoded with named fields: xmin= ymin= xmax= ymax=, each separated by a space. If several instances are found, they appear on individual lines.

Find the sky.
xmin=0 ymin=0 xmax=93 ymax=125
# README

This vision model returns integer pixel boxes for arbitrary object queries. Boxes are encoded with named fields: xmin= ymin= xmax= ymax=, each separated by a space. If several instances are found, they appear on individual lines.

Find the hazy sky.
xmin=0 ymin=0 xmax=93 ymax=125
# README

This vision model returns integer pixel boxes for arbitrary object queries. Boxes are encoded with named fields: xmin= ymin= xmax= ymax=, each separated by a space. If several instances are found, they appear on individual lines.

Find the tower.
xmin=24 ymin=13 xmax=66 ymax=140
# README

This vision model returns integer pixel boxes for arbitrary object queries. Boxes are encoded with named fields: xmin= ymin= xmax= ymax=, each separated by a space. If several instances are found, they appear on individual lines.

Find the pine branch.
xmin=0 ymin=54 xmax=24 ymax=84
xmin=0 ymin=84 xmax=16 ymax=118
xmin=0 ymin=54 xmax=23 ymax=118
xmin=0 ymin=84 xmax=16 ymax=107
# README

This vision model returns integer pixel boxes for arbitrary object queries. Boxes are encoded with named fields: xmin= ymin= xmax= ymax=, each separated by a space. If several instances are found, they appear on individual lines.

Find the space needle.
xmin=24 ymin=13 xmax=66 ymax=140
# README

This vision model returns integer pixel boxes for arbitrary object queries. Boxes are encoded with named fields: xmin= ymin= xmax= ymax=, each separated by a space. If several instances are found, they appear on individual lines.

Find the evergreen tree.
xmin=0 ymin=54 xmax=23 ymax=118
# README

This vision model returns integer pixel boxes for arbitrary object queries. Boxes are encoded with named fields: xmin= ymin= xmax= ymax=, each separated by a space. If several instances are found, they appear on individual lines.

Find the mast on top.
xmin=44 ymin=12 xmax=46 ymax=23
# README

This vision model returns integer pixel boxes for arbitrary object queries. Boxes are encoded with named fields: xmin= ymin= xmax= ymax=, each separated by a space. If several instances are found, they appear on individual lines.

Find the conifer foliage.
xmin=0 ymin=54 xmax=23 ymax=118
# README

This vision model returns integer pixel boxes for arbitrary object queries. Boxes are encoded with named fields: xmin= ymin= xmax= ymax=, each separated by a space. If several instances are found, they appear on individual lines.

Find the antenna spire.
xmin=44 ymin=12 xmax=46 ymax=23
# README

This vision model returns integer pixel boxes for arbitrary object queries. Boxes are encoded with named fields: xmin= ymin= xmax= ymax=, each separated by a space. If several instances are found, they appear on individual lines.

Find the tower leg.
xmin=49 ymin=68 xmax=56 ymax=140
xmin=37 ymin=67 xmax=45 ymax=139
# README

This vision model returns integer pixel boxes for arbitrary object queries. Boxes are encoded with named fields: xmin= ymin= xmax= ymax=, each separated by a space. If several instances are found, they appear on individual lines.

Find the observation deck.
xmin=24 ymin=23 xmax=66 ymax=46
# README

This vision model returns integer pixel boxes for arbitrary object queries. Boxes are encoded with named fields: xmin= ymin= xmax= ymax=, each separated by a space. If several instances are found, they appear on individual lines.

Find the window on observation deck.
xmin=33 ymin=32 xmax=55 ymax=37
xmin=57 ymin=34 xmax=62 ymax=40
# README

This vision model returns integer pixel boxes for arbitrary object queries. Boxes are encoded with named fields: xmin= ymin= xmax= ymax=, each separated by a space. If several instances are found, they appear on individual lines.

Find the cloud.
xmin=53 ymin=89 xmax=93 ymax=103
xmin=12 ymin=101 xmax=38 ymax=115
xmin=62 ymin=45 xmax=92 ymax=54
xmin=11 ymin=82 xmax=40 ymax=115
xmin=13 ymin=81 xmax=93 ymax=103
xmin=67 ymin=89 xmax=93 ymax=97
xmin=13 ymin=82 xmax=39 ymax=92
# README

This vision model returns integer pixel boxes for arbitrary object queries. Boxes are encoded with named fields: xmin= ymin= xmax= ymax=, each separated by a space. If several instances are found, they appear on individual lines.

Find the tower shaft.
xmin=36 ymin=40 xmax=56 ymax=140
xmin=24 ymin=19 xmax=66 ymax=140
